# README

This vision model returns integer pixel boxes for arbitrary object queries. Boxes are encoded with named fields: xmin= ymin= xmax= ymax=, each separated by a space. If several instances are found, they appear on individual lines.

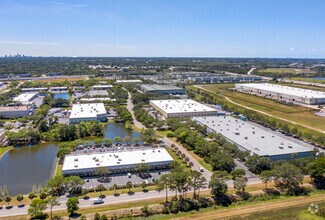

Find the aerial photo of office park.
xmin=0 ymin=1 xmax=325 ymax=220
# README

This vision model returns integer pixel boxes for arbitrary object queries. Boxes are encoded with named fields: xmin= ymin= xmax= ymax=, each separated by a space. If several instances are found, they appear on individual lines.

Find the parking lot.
xmin=83 ymin=170 xmax=170 ymax=189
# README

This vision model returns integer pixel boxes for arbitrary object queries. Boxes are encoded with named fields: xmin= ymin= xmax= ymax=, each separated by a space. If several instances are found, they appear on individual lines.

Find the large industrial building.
xmin=62 ymin=147 xmax=174 ymax=176
xmin=116 ymin=80 xmax=142 ymax=84
xmin=0 ymin=106 xmax=33 ymax=118
xmin=235 ymin=83 xmax=325 ymax=105
xmin=141 ymin=84 xmax=185 ymax=95
xmin=193 ymin=116 xmax=315 ymax=161
xmin=69 ymin=103 xmax=107 ymax=124
xmin=150 ymin=99 xmax=218 ymax=118
xmin=13 ymin=93 xmax=38 ymax=105
xmin=173 ymin=72 xmax=263 ymax=83
xmin=21 ymin=87 xmax=47 ymax=92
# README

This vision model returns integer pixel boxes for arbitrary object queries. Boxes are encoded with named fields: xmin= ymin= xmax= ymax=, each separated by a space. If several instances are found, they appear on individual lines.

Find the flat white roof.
xmin=193 ymin=116 xmax=314 ymax=157
xmin=70 ymin=103 xmax=106 ymax=119
xmin=13 ymin=93 xmax=37 ymax=102
xmin=62 ymin=147 xmax=173 ymax=171
xmin=80 ymin=98 xmax=116 ymax=101
xmin=22 ymin=87 xmax=47 ymax=91
xmin=151 ymin=99 xmax=217 ymax=114
xmin=93 ymin=85 xmax=113 ymax=88
xmin=236 ymin=83 xmax=325 ymax=99
xmin=141 ymin=84 xmax=184 ymax=91
xmin=116 ymin=80 xmax=142 ymax=83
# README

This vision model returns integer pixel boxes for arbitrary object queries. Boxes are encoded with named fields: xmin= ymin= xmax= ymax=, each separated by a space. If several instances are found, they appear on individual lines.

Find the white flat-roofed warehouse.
xmin=69 ymin=103 xmax=107 ymax=124
xmin=141 ymin=84 xmax=185 ymax=95
xmin=116 ymin=80 xmax=142 ymax=84
xmin=13 ymin=93 xmax=38 ymax=105
xmin=0 ymin=106 xmax=33 ymax=118
xmin=193 ymin=116 xmax=315 ymax=161
xmin=150 ymin=99 xmax=218 ymax=118
xmin=62 ymin=147 xmax=173 ymax=176
xmin=235 ymin=83 xmax=325 ymax=105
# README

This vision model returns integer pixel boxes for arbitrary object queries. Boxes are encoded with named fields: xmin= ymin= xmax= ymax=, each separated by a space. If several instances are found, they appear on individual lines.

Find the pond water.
xmin=54 ymin=93 xmax=70 ymax=100
xmin=0 ymin=143 xmax=58 ymax=195
xmin=104 ymin=123 xmax=142 ymax=143
xmin=0 ymin=123 xmax=141 ymax=195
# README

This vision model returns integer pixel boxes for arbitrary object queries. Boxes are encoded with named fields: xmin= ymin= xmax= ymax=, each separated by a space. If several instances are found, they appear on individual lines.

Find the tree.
xmin=209 ymin=174 xmax=228 ymax=197
xmin=307 ymin=157 xmax=325 ymax=189
xmin=141 ymin=181 xmax=148 ymax=192
xmin=246 ymin=155 xmax=272 ymax=174
xmin=233 ymin=177 xmax=247 ymax=193
xmin=94 ymin=138 xmax=102 ymax=145
xmin=4 ymin=195 xmax=11 ymax=207
xmin=126 ymin=181 xmax=133 ymax=194
xmin=66 ymin=197 xmax=79 ymax=216
xmin=123 ymin=135 xmax=131 ymax=144
xmin=230 ymin=169 xmax=245 ymax=180
xmin=136 ymin=163 xmax=150 ymax=175
xmin=113 ymin=136 xmax=122 ymax=145
xmin=157 ymin=174 xmax=171 ymax=202
xmin=95 ymin=167 xmax=110 ymax=177
xmin=273 ymin=163 xmax=303 ymax=191
xmin=209 ymin=151 xmax=235 ymax=173
xmin=132 ymin=137 xmax=140 ymax=145
xmin=28 ymin=192 xmax=37 ymax=201
xmin=112 ymin=184 xmax=118 ymax=195
xmin=28 ymin=198 xmax=47 ymax=219
xmin=102 ymin=138 xmax=112 ymax=146
xmin=47 ymin=196 xmax=60 ymax=220
xmin=260 ymin=170 xmax=274 ymax=190
xmin=191 ymin=171 xmax=207 ymax=198
xmin=46 ymin=175 xmax=66 ymax=196
xmin=16 ymin=194 xmax=24 ymax=205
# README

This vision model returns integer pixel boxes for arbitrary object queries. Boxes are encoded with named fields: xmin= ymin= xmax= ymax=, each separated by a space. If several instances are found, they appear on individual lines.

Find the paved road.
xmin=0 ymin=176 xmax=262 ymax=218
xmin=162 ymin=137 xmax=213 ymax=182
xmin=124 ymin=89 xmax=145 ymax=130
xmin=247 ymin=67 xmax=256 ymax=75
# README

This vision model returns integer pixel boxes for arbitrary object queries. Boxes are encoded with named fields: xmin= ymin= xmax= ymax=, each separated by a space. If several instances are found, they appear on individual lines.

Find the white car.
xmin=199 ymin=167 xmax=204 ymax=172
xmin=93 ymin=199 xmax=104 ymax=205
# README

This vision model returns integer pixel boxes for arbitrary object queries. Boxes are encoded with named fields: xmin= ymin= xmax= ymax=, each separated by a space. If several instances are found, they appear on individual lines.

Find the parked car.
xmin=93 ymin=199 xmax=104 ymax=205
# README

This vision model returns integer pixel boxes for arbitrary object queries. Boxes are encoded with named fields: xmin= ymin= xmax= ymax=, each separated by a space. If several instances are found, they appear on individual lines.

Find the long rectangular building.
xmin=193 ymin=116 xmax=315 ymax=161
xmin=235 ymin=83 xmax=325 ymax=105
xmin=141 ymin=84 xmax=185 ymax=95
xmin=62 ymin=147 xmax=174 ymax=176
xmin=150 ymin=99 xmax=218 ymax=118
xmin=0 ymin=106 xmax=33 ymax=118
xmin=13 ymin=93 xmax=38 ymax=105
xmin=69 ymin=103 xmax=107 ymax=124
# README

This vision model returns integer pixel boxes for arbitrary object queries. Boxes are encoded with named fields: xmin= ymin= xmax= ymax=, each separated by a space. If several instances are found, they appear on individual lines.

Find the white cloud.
xmin=289 ymin=47 xmax=294 ymax=51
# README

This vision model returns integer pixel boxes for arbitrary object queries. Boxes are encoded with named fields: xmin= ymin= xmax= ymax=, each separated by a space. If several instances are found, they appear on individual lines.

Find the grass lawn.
xmin=290 ymin=77 xmax=325 ymax=84
xmin=195 ymin=84 xmax=325 ymax=133
xmin=256 ymin=68 xmax=315 ymax=75
xmin=0 ymin=146 xmax=13 ymax=158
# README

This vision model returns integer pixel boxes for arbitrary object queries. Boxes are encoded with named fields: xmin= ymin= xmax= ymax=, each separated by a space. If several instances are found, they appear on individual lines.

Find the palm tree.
xmin=102 ymin=138 xmax=112 ymax=146
xmin=132 ymin=137 xmax=140 ymax=145
xmin=125 ymin=181 xmax=133 ymax=194
xmin=114 ymin=136 xmax=122 ymax=145
xmin=158 ymin=174 xmax=171 ymax=203
xmin=47 ymin=196 xmax=60 ymax=220
xmin=112 ymin=184 xmax=118 ymax=196
xmin=123 ymin=135 xmax=131 ymax=145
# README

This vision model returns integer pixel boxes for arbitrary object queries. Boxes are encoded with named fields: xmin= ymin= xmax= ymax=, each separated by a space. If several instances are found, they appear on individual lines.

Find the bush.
xmin=162 ymin=206 xmax=170 ymax=214
xmin=94 ymin=213 xmax=101 ymax=220
xmin=167 ymin=131 xmax=175 ymax=137
xmin=95 ymin=184 xmax=107 ymax=192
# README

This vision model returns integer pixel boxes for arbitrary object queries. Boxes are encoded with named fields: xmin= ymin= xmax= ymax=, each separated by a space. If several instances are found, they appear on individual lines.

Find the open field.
xmin=194 ymin=84 xmax=325 ymax=133
xmin=256 ymin=68 xmax=315 ymax=75
xmin=279 ymin=81 xmax=325 ymax=92
xmin=288 ymin=77 xmax=325 ymax=84
xmin=36 ymin=76 xmax=87 ymax=83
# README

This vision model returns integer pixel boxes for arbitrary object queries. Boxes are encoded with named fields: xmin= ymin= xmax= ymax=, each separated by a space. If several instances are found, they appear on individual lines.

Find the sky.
xmin=0 ymin=0 xmax=325 ymax=58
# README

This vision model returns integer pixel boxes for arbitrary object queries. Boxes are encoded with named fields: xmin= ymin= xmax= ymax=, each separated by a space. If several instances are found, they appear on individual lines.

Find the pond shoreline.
xmin=0 ymin=146 xmax=14 ymax=159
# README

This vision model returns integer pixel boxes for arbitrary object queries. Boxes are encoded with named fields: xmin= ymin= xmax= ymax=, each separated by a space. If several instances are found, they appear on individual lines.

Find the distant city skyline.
xmin=0 ymin=0 xmax=325 ymax=58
